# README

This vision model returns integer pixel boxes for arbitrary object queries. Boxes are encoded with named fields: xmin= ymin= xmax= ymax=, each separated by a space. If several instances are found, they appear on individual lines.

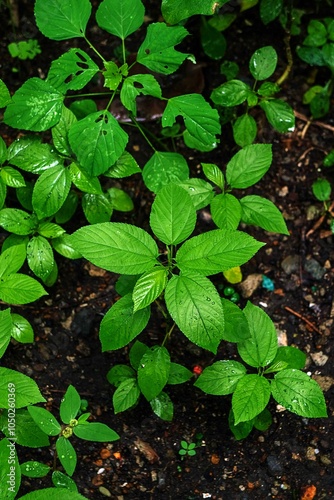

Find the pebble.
xmin=281 ymin=255 xmax=300 ymax=274
xmin=304 ymin=259 xmax=326 ymax=280
xmin=267 ymin=455 xmax=283 ymax=476
xmin=310 ymin=351 xmax=329 ymax=366
xmin=238 ymin=273 xmax=262 ymax=298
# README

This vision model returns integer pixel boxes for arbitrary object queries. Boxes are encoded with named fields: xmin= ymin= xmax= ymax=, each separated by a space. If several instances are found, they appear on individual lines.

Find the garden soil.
xmin=1 ymin=1 xmax=333 ymax=499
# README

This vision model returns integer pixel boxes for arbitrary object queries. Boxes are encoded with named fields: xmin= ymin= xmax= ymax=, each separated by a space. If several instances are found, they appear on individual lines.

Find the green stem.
xmin=130 ymin=115 xmax=157 ymax=152
xmin=162 ymin=322 xmax=176 ymax=347
xmin=122 ymin=39 xmax=126 ymax=65
xmin=154 ymin=299 xmax=168 ymax=320
xmin=84 ymin=35 xmax=107 ymax=64
xmin=66 ymin=92 xmax=112 ymax=99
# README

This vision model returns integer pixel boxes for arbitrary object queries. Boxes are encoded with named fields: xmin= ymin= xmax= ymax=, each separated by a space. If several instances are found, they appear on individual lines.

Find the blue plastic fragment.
xmin=262 ymin=275 xmax=275 ymax=291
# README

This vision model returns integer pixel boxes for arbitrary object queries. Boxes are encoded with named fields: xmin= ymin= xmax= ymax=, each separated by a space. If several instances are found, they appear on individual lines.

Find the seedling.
xmin=179 ymin=440 xmax=197 ymax=458
xmin=8 ymin=39 xmax=41 ymax=61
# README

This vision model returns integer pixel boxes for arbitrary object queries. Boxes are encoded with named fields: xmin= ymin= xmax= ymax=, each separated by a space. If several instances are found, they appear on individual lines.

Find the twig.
xmin=284 ymin=306 xmax=321 ymax=334
xmin=294 ymin=111 xmax=334 ymax=138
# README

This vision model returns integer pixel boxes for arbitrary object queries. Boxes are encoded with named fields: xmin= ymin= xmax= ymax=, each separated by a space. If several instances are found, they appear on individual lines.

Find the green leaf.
xmin=0 ymin=179 xmax=6 ymax=210
xmin=202 ymin=163 xmax=225 ymax=190
xmin=260 ymin=0 xmax=283 ymax=24
xmin=102 ymin=62 xmax=122 ymax=91
xmin=200 ymin=18 xmax=226 ymax=60
xmin=253 ymin=408 xmax=272 ymax=431
xmin=232 ymin=374 xmax=271 ymax=425
xmin=233 ymin=113 xmax=257 ymax=147
xmin=129 ymin=341 xmax=150 ymax=370
xmin=115 ymin=274 xmax=140 ymax=296
xmin=52 ymin=234 xmax=82 ymax=259
xmin=138 ymin=346 xmax=171 ymax=401
xmin=32 ymin=165 xmax=71 ymax=219
xmin=73 ymin=422 xmax=120 ymax=442
xmin=211 ymin=193 xmax=242 ymax=230
xmin=113 ymin=378 xmax=140 ymax=413
xmin=27 ymin=236 xmax=55 ymax=282
xmin=249 ymin=46 xmax=278 ymax=80
xmin=271 ymin=370 xmax=327 ymax=418
xmin=150 ymin=184 xmax=196 ymax=245
xmin=0 ymin=242 xmax=27 ymax=278
xmin=161 ymin=0 xmax=227 ymax=24
xmin=268 ymin=346 xmax=306 ymax=371
xmin=0 ymin=79 xmax=11 ymax=107
xmin=211 ymin=80 xmax=250 ymax=106
xmin=11 ymin=313 xmax=34 ymax=344
xmin=47 ymin=49 xmax=99 ymax=92
xmin=0 ymin=137 xmax=7 ymax=165
xmin=21 ymin=461 xmax=50 ymax=478
xmin=0 ymin=309 xmax=12 ymax=358
xmin=96 ymin=0 xmax=144 ymax=40
xmin=52 ymin=106 xmax=77 ymax=156
xmin=121 ymin=75 xmax=162 ymax=115
xmin=137 ymin=23 xmax=191 ymax=75
xmin=105 ymin=151 xmax=141 ymax=178
xmin=52 ymin=471 xmax=78 ymax=492
xmin=0 ymin=438 xmax=21 ymax=499
xmin=56 ymin=437 xmax=77 ymax=476
xmin=34 ymin=0 xmax=91 ymax=40
xmin=99 ymin=293 xmax=150 ymax=350
xmin=71 ymin=222 xmax=159 ymax=274
xmin=221 ymin=299 xmax=250 ymax=342
xmin=237 ymin=302 xmax=278 ymax=368
xmin=132 ymin=267 xmax=168 ymax=312
xmin=82 ymin=193 xmax=113 ymax=224
xmin=37 ymin=221 xmax=66 ymax=239
xmin=226 ymin=144 xmax=272 ymax=189
xmin=304 ymin=20 xmax=327 ymax=47
xmin=0 ymin=209 xmax=37 ymax=235
xmin=107 ymin=364 xmax=136 ymax=387
xmin=143 ymin=152 xmax=189 ymax=193
xmin=168 ymin=363 xmax=193 ymax=385
xmin=0 ymin=274 xmax=47 ymax=305
xmin=228 ymin=409 xmax=254 ymax=440
xmin=55 ymin=191 xmax=79 ymax=224
xmin=150 ymin=391 xmax=174 ymax=421
xmin=8 ymin=137 xmax=62 ymax=174
xmin=0 ymin=167 xmax=26 ymax=188
xmin=178 ymin=178 xmax=214 ymax=210
xmin=259 ymin=99 xmax=295 ymax=133
xmin=68 ymin=111 xmax=128 ymax=176
xmin=162 ymin=94 xmax=220 ymax=150
xmin=195 ymin=360 xmax=246 ymax=395
xmin=165 ymin=272 xmax=224 ymax=353
xmin=108 ymin=187 xmax=134 ymax=212
xmin=0 ymin=409 xmax=49 ymax=447
xmin=4 ymin=79 xmax=63 ymax=131
xmin=19 ymin=488 xmax=88 ymax=499
xmin=27 ymin=406 xmax=61 ymax=436
xmin=312 ymin=178 xmax=331 ymax=201
xmin=70 ymin=99 xmax=97 ymax=119
xmin=257 ymin=81 xmax=280 ymax=97
xmin=176 ymin=229 xmax=265 ymax=275
xmin=240 ymin=195 xmax=289 ymax=235
xmin=60 ymin=385 xmax=81 ymax=424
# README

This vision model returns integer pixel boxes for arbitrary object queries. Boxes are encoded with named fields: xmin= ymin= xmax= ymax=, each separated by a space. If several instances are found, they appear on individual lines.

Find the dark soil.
xmin=1 ymin=1 xmax=333 ymax=499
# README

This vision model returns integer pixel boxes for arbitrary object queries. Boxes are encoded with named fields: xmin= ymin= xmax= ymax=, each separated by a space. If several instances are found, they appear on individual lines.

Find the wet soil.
xmin=0 ymin=1 xmax=334 ymax=499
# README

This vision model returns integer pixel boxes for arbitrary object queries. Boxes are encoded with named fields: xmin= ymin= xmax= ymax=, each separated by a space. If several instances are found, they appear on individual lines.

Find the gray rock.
xmin=267 ymin=454 xmax=283 ymax=476
xmin=304 ymin=258 xmax=326 ymax=280
xmin=281 ymin=255 xmax=300 ymax=274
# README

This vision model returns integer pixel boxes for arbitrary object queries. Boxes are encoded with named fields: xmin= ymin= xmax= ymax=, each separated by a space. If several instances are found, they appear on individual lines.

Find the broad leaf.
xmin=37 ymin=221 xmax=66 ymax=239
xmin=240 ymin=195 xmax=289 ymax=234
xmin=120 ymin=74 xmax=162 ymax=115
xmin=211 ymin=80 xmax=250 ymax=107
xmin=0 ymin=242 xmax=27 ymax=278
xmin=52 ymin=471 xmax=78 ymax=492
xmin=73 ymin=422 xmax=120 ymax=442
xmin=221 ymin=299 xmax=250 ymax=342
xmin=113 ymin=378 xmax=140 ymax=413
xmin=0 ymin=79 xmax=11 ymax=107
xmin=268 ymin=346 xmax=306 ymax=371
xmin=312 ymin=178 xmax=331 ymax=201
xmin=34 ymin=0 xmax=91 ymax=40
xmin=0 ymin=179 xmax=6 ymax=210
xmin=105 ymin=151 xmax=141 ymax=178
xmin=21 ymin=462 xmax=50 ymax=478
xmin=68 ymin=111 xmax=128 ymax=176
xmin=202 ymin=163 xmax=225 ymax=190
xmin=162 ymin=94 xmax=220 ymax=150
xmin=150 ymin=184 xmax=196 ymax=245
xmin=211 ymin=193 xmax=242 ymax=230
xmin=179 ymin=178 xmax=214 ymax=210
xmin=260 ymin=0 xmax=283 ymax=24
xmin=0 ymin=367 xmax=45 ymax=408
xmin=56 ymin=437 xmax=77 ymax=476
xmin=142 ymin=152 xmax=189 ymax=193
xmin=82 ymin=193 xmax=113 ymax=224
xmin=27 ymin=406 xmax=61 ymax=436
xmin=52 ymin=106 xmax=77 ymax=155
xmin=107 ymin=365 xmax=136 ymax=387
xmin=47 ymin=49 xmax=99 ymax=92
xmin=108 ymin=187 xmax=134 ymax=212
xmin=0 ymin=274 xmax=47 ymax=305
xmin=0 ymin=309 xmax=12 ymax=359
xmin=168 ymin=363 xmax=193 ymax=385
xmin=161 ymin=0 xmax=227 ymax=25
xmin=195 ymin=360 xmax=246 ymax=395
xmin=32 ymin=165 xmax=71 ymax=218
xmin=137 ymin=23 xmax=191 ymax=75
xmin=249 ymin=46 xmax=278 ymax=80
xmin=132 ymin=268 xmax=168 ymax=312
xmin=137 ymin=346 xmax=171 ymax=401
xmin=69 ymin=162 xmax=102 ymax=195
xmin=271 ymin=370 xmax=327 ymax=418
xmin=176 ymin=229 xmax=265 ymax=275
xmin=52 ymin=234 xmax=82 ymax=259
xmin=259 ymin=99 xmax=295 ymax=133
xmin=0 ymin=167 xmax=25 ymax=188
xmin=19 ymin=488 xmax=88 ymax=499
xmin=27 ymin=236 xmax=55 ymax=282
xmin=0 ymin=409 xmax=49 ymax=447
xmin=0 ymin=438 xmax=21 ymax=499
xmin=237 ymin=302 xmax=278 ymax=368
xmin=11 ymin=313 xmax=34 ymax=344
xmin=8 ymin=137 xmax=62 ymax=174
xmin=129 ymin=341 xmax=150 ymax=370
xmin=99 ymin=293 xmax=150 ymax=350
xmin=71 ymin=223 xmax=159 ymax=274
xmin=4 ymin=78 xmax=63 ymax=131
xmin=233 ymin=113 xmax=257 ymax=147
xmin=60 ymin=385 xmax=81 ymax=424
xmin=0 ymin=208 xmax=36 ymax=236
xmin=226 ymin=144 xmax=272 ymax=189
xmin=232 ymin=374 xmax=271 ymax=424
xmin=150 ymin=391 xmax=174 ymax=421
xmin=165 ymin=272 xmax=224 ymax=353
xmin=96 ymin=0 xmax=145 ymax=40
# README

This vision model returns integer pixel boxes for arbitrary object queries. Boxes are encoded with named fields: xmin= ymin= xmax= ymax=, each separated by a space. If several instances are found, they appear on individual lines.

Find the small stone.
xmin=281 ymin=255 xmax=300 ymax=274
xmin=238 ymin=274 xmax=262 ymax=298
xmin=267 ymin=455 xmax=283 ymax=476
xmin=310 ymin=351 xmax=328 ymax=366
xmin=306 ymin=205 xmax=321 ymax=221
xmin=304 ymin=258 xmax=326 ymax=280
xmin=306 ymin=447 xmax=317 ymax=460
xmin=312 ymin=375 xmax=334 ymax=391
xmin=99 ymin=486 xmax=112 ymax=497
xmin=320 ymin=455 xmax=332 ymax=465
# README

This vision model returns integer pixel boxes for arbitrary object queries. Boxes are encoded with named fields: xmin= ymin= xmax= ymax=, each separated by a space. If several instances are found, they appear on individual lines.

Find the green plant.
xmin=312 ymin=177 xmax=334 ymax=233
xmin=210 ymin=45 xmax=295 ymax=147
xmin=0 ymin=384 xmax=119 ymax=498
xmin=8 ymin=40 xmax=41 ymax=61
xmin=194 ymin=301 xmax=327 ymax=439
xmin=297 ymin=18 xmax=334 ymax=118
xmin=178 ymin=440 xmax=197 ymax=458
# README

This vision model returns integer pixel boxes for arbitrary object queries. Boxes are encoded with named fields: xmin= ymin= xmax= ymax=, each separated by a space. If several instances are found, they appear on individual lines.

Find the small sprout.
xmin=178 ymin=440 xmax=197 ymax=458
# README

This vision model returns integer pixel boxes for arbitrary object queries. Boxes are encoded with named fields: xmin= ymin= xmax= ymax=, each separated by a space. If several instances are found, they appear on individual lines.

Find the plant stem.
xmin=162 ymin=322 xmax=176 ymax=347
xmin=84 ymin=35 xmax=107 ymax=64
xmin=130 ymin=115 xmax=157 ymax=152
